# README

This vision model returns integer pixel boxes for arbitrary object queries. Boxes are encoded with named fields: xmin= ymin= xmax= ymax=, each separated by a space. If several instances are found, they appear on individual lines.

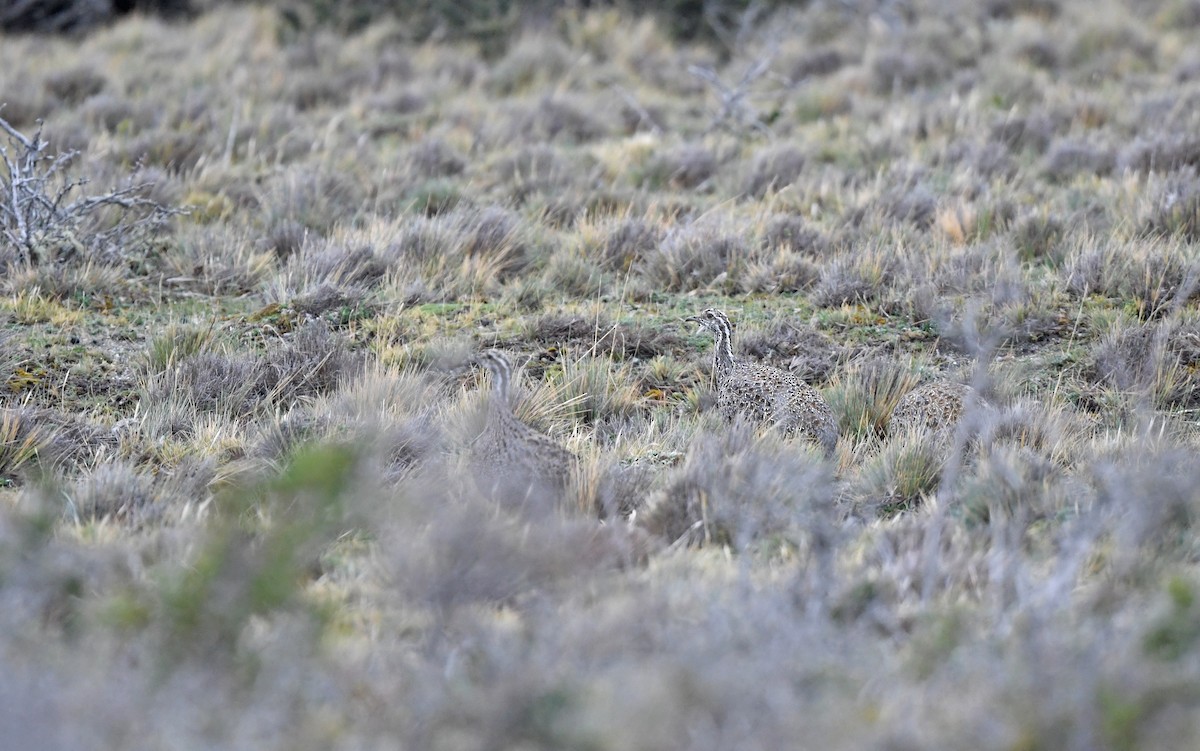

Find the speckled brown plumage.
xmin=686 ymin=308 xmax=838 ymax=455
xmin=888 ymin=380 xmax=972 ymax=436
xmin=471 ymin=350 xmax=577 ymax=500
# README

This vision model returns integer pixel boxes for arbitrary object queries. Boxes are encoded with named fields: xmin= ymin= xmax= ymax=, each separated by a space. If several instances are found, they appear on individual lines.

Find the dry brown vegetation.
xmin=4 ymin=0 xmax=1200 ymax=748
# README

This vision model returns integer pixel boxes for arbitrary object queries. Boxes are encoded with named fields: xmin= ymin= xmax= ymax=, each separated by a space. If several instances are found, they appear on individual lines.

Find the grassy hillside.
xmin=3 ymin=1 xmax=1200 ymax=747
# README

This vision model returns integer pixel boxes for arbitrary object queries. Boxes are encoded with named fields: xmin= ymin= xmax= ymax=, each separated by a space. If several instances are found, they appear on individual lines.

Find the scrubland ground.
xmin=3 ymin=0 xmax=1200 ymax=748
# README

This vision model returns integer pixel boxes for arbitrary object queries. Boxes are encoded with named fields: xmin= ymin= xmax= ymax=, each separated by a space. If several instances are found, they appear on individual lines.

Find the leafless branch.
xmin=0 ymin=113 xmax=183 ymax=267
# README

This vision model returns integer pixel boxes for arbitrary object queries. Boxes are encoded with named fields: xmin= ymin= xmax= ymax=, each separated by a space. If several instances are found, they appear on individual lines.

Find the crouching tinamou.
xmin=687 ymin=308 xmax=838 ymax=456
xmin=887 ymin=380 xmax=973 ymax=437
xmin=470 ymin=349 xmax=577 ymax=506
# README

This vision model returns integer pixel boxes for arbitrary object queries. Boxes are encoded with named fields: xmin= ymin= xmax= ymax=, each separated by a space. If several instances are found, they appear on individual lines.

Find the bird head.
xmin=685 ymin=308 xmax=729 ymax=337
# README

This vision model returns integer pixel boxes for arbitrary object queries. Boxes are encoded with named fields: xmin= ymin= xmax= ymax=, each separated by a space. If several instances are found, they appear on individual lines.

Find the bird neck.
xmin=712 ymin=325 xmax=735 ymax=371
xmin=488 ymin=369 xmax=512 ymax=419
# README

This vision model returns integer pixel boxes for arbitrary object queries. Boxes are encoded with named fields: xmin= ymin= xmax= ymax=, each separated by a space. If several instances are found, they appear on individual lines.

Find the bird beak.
xmin=684 ymin=315 xmax=705 ymax=335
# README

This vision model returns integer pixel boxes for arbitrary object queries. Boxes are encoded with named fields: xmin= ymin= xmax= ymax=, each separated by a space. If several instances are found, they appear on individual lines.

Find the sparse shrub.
xmin=1063 ymin=236 xmax=1198 ymax=319
xmin=487 ymin=33 xmax=572 ymax=95
xmin=959 ymin=445 xmax=1067 ymax=526
xmin=145 ymin=323 xmax=214 ymax=374
xmin=269 ymin=320 xmax=366 ymax=403
xmin=507 ymin=96 xmax=610 ymax=145
xmin=65 ymin=461 xmax=155 ymax=523
xmin=742 ymin=144 xmax=806 ymax=198
xmin=0 ymin=407 xmax=116 ymax=472
xmin=642 ymin=424 xmax=833 ymax=551
xmin=742 ymin=250 xmax=818 ymax=294
xmin=597 ymin=217 xmax=662 ymax=273
xmin=853 ymin=432 xmax=946 ymax=516
xmin=290 ymin=241 xmax=389 ymax=291
xmin=990 ymin=113 xmax=1062 ymax=154
xmin=639 ymin=144 xmax=717 ymax=190
xmin=79 ymin=93 xmax=157 ymax=134
xmin=462 ymin=205 xmax=535 ymax=279
xmin=257 ymin=218 xmax=307 ymax=260
xmin=1118 ymin=136 xmax=1200 ymax=174
xmin=1086 ymin=316 xmax=1200 ymax=411
xmin=542 ymin=252 xmax=603 ymax=297
xmin=761 ymin=214 xmax=828 ymax=256
xmin=1 ymin=0 xmax=191 ymax=34
xmin=1012 ymin=211 xmax=1066 ymax=263
xmin=1091 ymin=446 xmax=1200 ymax=556
xmin=1018 ymin=37 xmax=1061 ymax=70
xmin=986 ymin=0 xmax=1061 ymax=19
xmin=407 ymin=137 xmax=466 ymax=179
xmin=738 ymin=319 xmax=839 ymax=384
xmin=638 ymin=219 xmax=747 ymax=292
xmin=1141 ymin=170 xmax=1200 ymax=242
xmin=825 ymin=359 xmax=922 ymax=441
xmin=0 ymin=410 xmax=46 ymax=480
xmin=785 ymin=47 xmax=846 ymax=81
xmin=405 ymin=178 xmax=463 ymax=216
xmin=1043 ymin=139 xmax=1116 ymax=180
xmin=44 ymin=67 xmax=107 ymax=105
xmin=146 ymin=321 xmax=360 ymax=422
xmin=552 ymin=355 xmax=640 ymax=425
xmin=576 ymin=460 xmax=655 ymax=521
xmin=862 ymin=175 xmax=938 ymax=229
xmin=811 ymin=248 xmax=896 ymax=308
xmin=251 ymin=410 xmax=330 ymax=463
xmin=866 ymin=47 xmax=953 ymax=94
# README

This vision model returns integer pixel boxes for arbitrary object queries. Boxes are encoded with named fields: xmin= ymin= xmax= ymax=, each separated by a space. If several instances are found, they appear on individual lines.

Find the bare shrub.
xmin=0 ymin=115 xmax=178 ymax=267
